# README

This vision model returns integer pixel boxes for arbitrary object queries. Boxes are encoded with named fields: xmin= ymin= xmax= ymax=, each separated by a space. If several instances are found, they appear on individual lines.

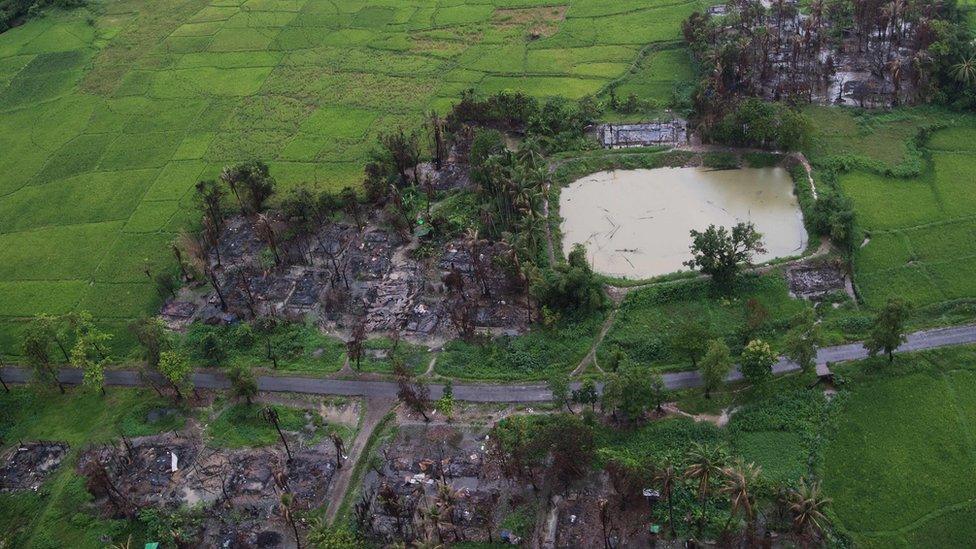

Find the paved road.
xmin=2 ymin=324 xmax=975 ymax=402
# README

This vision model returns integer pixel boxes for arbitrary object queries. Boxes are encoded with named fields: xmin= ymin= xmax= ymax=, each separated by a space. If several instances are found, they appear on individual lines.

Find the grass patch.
xmin=351 ymin=337 xmax=430 ymax=374
xmin=598 ymin=273 xmax=807 ymax=371
xmin=207 ymin=402 xmax=322 ymax=448
xmin=435 ymin=310 xmax=606 ymax=381
xmin=178 ymin=321 xmax=346 ymax=374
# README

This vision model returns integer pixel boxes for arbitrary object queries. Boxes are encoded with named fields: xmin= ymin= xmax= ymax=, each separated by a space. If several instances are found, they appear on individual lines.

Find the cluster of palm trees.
xmin=686 ymin=0 xmax=960 ymax=125
xmin=469 ymin=136 xmax=549 ymax=261
xmin=610 ymin=442 xmax=831 ymax=545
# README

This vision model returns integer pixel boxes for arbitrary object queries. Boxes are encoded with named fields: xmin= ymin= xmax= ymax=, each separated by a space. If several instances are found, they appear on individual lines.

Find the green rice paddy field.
xmin=0 ymin=0 xmax=704 ymax=352
xmin=825 ymin=346 xmax=976 ymax=547
xmin=842 ymin=125 xmax=976 ymax=309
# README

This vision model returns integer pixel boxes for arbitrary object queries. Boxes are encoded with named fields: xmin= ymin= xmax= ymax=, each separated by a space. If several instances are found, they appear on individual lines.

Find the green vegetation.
xmin=351 ymin=337 xmax=430 ymax=374
xmin=0 ymin=0 xmax=707 ymax=348
xmin=598 ymin=378 xmax=831 ymax=488
xmin=207 ymin=401 xmax=324 ymax=448
xmin=598 ymin=272 xmax=808 ymax=371
xmin=824 ymin=346 xmax=976 ymax=547
xmin=710 ymin=98 xmax=812 ymax=151
xmin=493 ymin=385 xmax=834 ymax=542
xmin=830 ymin=122 xmax=976 ymax=309
xmin=0 ymin=387 xmax=186 ymax=547
xmin=179 ymin=321 xmax=345 ymax=374
xmin=435 ymin=309 xmax=605 ymax=380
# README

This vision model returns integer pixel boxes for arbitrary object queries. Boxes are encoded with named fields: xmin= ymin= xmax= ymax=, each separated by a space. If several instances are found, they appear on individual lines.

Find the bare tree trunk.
xmin=208 ymin=269 xmax=228 ymax=311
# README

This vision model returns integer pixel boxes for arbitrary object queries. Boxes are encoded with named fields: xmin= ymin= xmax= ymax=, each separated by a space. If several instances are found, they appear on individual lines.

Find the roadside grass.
xmin=206 ymin=401 xmax=325 ymax=448
xmin=434 ymin=309 xmax=606 ymax=381
xmin=179 ymin=321 xmax=346 ymax=375
xmin=0 ymin=0 xmax=706 ymax=352
xmin=824 ymin=345 xmax=976 ymax=547
xmin=0 ymin=387 xmax=186 ymax=548
xmin=349 ymin=337 xmax=430 ymax=375
xmin=333 ymin=410 xmax=397 ymax=525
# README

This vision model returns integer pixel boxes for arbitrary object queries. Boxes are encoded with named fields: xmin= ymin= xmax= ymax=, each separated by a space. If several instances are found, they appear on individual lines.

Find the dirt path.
xmin=323 ymin=397 xmax=394 ymax=525
xmin=662 ymin=402 xmax=737 ymax=427
xmin=570 ymin=285 xmax=632 ymax=377
xmin=421 ymin=355 xmax=437 ymax=377
xmin=790 ymin=151 xmax=818 ymax=199
xmin=337 ymin=355 xmax=352 ymax=375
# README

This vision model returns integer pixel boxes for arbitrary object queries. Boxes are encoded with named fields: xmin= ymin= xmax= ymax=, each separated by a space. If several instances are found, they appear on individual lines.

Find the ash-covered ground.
xmin=163 ymin=213 xmax=531 ymax=346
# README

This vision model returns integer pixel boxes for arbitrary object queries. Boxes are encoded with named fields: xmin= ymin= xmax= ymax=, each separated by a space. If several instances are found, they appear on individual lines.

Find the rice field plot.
xmin=843 ymin=124 xmax=976 ymax=308
xmin=0 ymin=0 xmax=706 ymax=353
xmin=824 ymin=346 xmax=976 ymax=548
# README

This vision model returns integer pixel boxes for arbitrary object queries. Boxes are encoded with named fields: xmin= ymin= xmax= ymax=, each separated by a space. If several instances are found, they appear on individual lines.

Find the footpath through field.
xmin=2 ymin=324 xmax=975 ymax=401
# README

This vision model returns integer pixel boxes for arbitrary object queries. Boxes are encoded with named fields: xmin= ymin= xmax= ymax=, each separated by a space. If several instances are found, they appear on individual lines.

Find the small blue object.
xmin=145 ymin=543 xmax=160 ymax=549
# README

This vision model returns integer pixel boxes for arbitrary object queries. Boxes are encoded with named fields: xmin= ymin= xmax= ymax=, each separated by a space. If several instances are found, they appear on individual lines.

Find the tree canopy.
xmin=684 ymin=223 xmax=766 ymax=292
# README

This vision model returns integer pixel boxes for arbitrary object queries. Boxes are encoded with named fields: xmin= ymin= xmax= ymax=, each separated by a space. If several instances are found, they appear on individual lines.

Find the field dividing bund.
xmin=0 ymin=0 xmax=707 ymax=350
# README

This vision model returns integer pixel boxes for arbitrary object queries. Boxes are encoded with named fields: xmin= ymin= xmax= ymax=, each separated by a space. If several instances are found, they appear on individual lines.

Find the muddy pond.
xmin=559 ymin=167 xmax=807 ymax=279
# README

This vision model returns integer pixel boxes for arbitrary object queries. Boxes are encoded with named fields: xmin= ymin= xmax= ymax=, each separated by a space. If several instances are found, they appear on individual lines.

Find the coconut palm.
xmin=788 ymin=477 xmax=832 ymax=544
xmin=685 ymin=443 xmax=727 ymax=541
xmin=279 ymin=492 xmax=302 ymax=549
xmin=952 ymin=56 xmax=976 ymax=87
xmin=720 ymin=460 xmax=763 ymax=536
xmin=684 ymin=442 xmax=728 ymax=502
xmin=109 ymin=535 xmax=133 ymax=549
xmin=434 ymin=480 xmax=462 ymax=542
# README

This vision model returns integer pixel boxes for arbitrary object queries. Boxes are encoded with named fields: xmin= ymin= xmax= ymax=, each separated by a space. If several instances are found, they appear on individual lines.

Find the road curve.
xmin=2 ymin=324 xmax=974 ymax=403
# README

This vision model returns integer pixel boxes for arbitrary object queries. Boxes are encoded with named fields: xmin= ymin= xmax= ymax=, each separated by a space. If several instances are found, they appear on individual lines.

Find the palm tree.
xmin=684 ymin=443 xmax=729 ymax=546
xmin=887 ymin=57 xmax=903 ymax=105
xmin=952 ymin=56 xmax=976 ymax=87
xmin=434 ymin=480 xmax=462 ymax=542
xmin=720 ymin=460 xmax=762 ymax=537
xmin=653 ymin=458 xmax=680 ymax=537
xmin=684 ymin=442 xmax=728 ymax=502
xmin=788 ymin=478 xmax=832 ymax=545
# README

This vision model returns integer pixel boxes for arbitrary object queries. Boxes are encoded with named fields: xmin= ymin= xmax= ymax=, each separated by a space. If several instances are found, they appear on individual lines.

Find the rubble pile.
xmin=786 ymin=262 xmax=853 ymax=300
xmin=78 ymin=431 xmax=338 ymax=547
xmin=162 ymin=211 xmax=531 ymax=343
xmin=0 ymin=441 xmax=69 ymax=492
xmin=701 ymin=0 xmax=923 ymax=108
xmin=359 ymin=425 xmax=502 ymax=545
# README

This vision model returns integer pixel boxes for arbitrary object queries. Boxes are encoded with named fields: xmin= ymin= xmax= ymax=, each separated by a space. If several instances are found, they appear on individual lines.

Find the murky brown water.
xmin=559 ymin=167 xmax=807 ymax=279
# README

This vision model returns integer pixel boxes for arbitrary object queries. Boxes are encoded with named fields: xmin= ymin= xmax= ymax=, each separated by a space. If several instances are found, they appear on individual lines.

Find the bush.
xmin=811 ymin=191 xmax=858 ymax=252
xmin=531 ymin=243 xmax=607 ymax=315
xmin=446 ymin=89 xmax=539 ymax=131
